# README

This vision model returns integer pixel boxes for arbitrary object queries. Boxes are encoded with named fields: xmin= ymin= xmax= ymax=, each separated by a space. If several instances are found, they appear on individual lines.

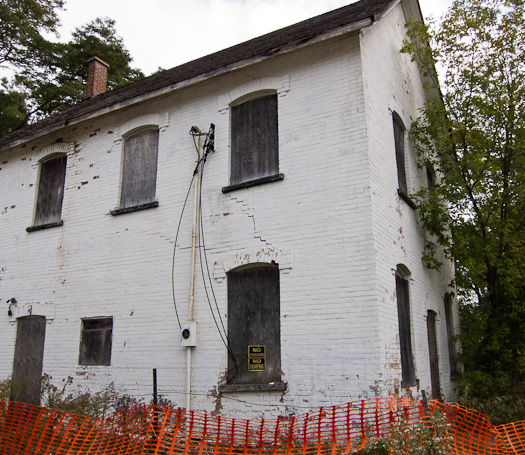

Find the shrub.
xmin=354 ymin=409 xmax=454 ymax=455
xmin=40 ymin=374 xmax=119 ymax=417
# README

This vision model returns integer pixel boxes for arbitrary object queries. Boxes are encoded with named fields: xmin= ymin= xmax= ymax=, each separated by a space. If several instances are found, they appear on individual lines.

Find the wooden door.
xmin=11 ymin=316 xmax=46 ymax=404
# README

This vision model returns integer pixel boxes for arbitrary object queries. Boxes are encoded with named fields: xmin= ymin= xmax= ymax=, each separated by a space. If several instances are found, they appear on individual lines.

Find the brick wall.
xmin=360 ymin=4 xmax=459 ymax=401
xmin=0 ymin=2 xmax=457 ymax=418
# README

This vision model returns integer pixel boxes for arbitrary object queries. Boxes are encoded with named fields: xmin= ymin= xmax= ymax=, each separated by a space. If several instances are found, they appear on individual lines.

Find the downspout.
xmin=186 ymin=134 xmax=201 ymax=411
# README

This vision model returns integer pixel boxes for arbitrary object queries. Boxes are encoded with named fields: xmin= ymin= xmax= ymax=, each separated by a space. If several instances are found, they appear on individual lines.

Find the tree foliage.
xmin=0 ymin=78 xmax=27 ymax=136
xmin=14 ymin=17 xmax=144 ymax=120
xmin=0 ymin=1 xmax=144 ymax=135
xmin=402 ymin=0 xmax=525 ymax=399
xmin=0 ymin=0 xmax=64 ymax=69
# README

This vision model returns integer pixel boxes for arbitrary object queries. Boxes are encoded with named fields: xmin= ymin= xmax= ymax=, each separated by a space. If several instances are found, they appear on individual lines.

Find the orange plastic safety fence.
xmin=0 ymin=398 xmax=524 ymax=455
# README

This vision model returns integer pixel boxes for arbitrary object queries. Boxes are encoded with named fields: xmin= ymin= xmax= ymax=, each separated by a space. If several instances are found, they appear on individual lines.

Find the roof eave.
xmin=0 ymin=17 xmax=374 ymax=152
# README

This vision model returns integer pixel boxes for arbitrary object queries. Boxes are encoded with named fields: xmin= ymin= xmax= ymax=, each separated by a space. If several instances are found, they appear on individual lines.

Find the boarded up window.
xmin=396 ymin=267 xmax=416 ymax=387
xmin=34 ymin=155 xmax=67 ymax=226
xmin=227 ymin=264 xmax=281 ymax=385
xmin=444 ymin=293 xmax=459 ymax=377
xmin=120 ymin=129 xmax=159 ymax=209
xmin=79 ymin=318 xmax=113 ymax=366
xmin=11 ymin=316 xmax=46 ymax=405
xmin=231 ymin=94 xmax=279 ymax=185
xmin=427 ymin=310 xmax=441 ymax=399
xmin=393 ymin=114 xmax=407 ymax=196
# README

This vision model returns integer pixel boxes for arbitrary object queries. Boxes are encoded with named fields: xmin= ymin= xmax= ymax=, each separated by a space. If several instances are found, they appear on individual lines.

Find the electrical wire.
xmin=173 ymin=123 xmax=238 ymax=379
xmin=172 ymin=125 xmax=214 ymax=329
xmin=196 ymin=146 xmax=238 ymax=380
xmin=171 ymin=168 xmax=197 ymax=330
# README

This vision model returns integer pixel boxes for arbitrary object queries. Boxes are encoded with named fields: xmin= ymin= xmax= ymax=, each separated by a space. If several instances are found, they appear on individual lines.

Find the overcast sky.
xmin=50 ymin=0 xmax=453 ymax=76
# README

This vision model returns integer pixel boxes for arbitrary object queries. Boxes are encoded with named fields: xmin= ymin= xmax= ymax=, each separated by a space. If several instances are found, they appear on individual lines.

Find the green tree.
xmin=14 ymin=17 xmax=144 ymax=120
xmin=0 ymin=1 xmax=144 ymax=134
xmin=402 ymin=0 xmax=525 ymax=400
xmin=0 ymin=78 xmax=27 ymax=136
xmin=0 ymin=0 xmax=64 ymax=69
xmin=0 ymin=0 xmax=64 ymax=134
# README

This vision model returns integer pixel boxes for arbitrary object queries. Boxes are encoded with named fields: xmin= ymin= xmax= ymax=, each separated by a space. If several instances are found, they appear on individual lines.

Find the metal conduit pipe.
xmin=186 ymin=134 xmax=201 ymax=411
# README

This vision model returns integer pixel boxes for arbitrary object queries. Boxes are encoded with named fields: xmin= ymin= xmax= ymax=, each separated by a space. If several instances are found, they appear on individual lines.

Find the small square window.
xmin=79 ymin=318 xmax=113 ymax=366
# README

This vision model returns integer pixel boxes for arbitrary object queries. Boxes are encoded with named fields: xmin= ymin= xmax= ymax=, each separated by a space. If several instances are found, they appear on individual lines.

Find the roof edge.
xmin=0 ymin=0 xmax=397 ymax=151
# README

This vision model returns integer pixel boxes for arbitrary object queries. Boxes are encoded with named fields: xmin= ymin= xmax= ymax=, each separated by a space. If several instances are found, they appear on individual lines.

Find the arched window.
xmin=427 ymin=309 xmax=441 ymax=399
xmin=226 ymin=93 xmax=282 ymax=191
xmin=114 ymin=128 xmax=159 ymax=214
xmin=225 ymin=263 xmax=283 ymax=389
xmin=393 ymin=112 xmax=407 ymax=196
xmin=28 ymin=154 xmax=67 ymax=230
xmin=395 ymin=264 xmax=416 ymax=387
xmin=444 ymin=293 xmax=459 ymax=378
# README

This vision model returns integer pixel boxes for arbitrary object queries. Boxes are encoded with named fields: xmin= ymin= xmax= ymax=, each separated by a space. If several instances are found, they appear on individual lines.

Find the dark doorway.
xmin=11 ymin=316 xmax=46 ymax=404
xmin=426 ymin=310 xmax=441 ymax=399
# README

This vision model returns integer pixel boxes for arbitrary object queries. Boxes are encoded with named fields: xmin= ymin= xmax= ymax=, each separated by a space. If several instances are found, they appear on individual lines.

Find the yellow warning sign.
xmin=248 ymin=345 xmax=266 ymax=371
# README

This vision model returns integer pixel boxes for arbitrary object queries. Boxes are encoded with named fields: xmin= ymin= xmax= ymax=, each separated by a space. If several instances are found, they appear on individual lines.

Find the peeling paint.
xmin=209 ymin=382 xmax=224 ymax=416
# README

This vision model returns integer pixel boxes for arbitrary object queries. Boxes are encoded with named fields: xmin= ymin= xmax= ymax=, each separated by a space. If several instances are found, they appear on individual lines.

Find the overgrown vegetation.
xmin=354 ymin=409 xmax=454 ymax=455
xmin=461 ymin=393 xmax=525 ymax=427
xmin=0 ymin=375 xmax=177 ymax=418
xmin=401 ymin=0 xmax=525 ymax=421
xmin=40 ymin=374 xmax=119 ymax=417
xmin=0 ymin=375 xmax=118 ymax=417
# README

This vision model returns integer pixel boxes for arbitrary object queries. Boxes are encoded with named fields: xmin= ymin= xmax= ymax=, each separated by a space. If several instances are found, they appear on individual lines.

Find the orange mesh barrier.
xmin=0 ymin=398 xmax=524 ymax=455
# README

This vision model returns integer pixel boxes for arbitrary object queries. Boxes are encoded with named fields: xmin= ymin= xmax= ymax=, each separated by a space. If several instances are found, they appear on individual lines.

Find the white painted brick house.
xmin=0 ymin=0 xmax=459 ymax=417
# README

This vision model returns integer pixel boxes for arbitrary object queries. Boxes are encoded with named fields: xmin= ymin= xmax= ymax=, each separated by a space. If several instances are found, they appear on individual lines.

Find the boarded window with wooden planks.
xmin=444 ymin=293 xmax=459 ymax=378
xmin=79 ymin=318 xmax=113 ymax=366
xmin=33 ymin=155 xmax=67 ymax=228
xmin=11 ymin=316 xmax=46 ymax=405
xmin=119 ymin=129 xmax=159 ymax=210
xmin=426 ymin=310 xmax=442 ymax=399
xmin=226 ymin=264 xmax=282 ymax=389
xmin=393 ymin=113 xmax=407 ymax=196
xmin=230 ymin=94 xmax=279 ymax=187
xmin=396 ymin=265 xmax=416 ymax=387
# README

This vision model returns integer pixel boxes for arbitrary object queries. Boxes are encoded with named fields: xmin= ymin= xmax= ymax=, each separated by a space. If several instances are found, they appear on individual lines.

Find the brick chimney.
xmin=85 ymin=57 xmax=109 ymax=98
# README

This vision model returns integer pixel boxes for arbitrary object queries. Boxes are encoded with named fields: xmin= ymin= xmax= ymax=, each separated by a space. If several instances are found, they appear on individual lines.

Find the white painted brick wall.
xmin=360 ymin=3 xmax=459 ymax=401
xmin=0 ymin=2 xmax=457 ymax=419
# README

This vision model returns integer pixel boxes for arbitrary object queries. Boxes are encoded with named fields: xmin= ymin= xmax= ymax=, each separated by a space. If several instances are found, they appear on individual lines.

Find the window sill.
xmin=26 ymin=220 xmax=63 ymax=232
xmin=111 ymin=201 xmax=159 ymax=216
xmin=222 ymin=174 xmax=284 ymax=193
xmin=218 ymin=382 xmax=287 ymax=393
xmin=398 ymin=189 xmax=417 ymax=209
